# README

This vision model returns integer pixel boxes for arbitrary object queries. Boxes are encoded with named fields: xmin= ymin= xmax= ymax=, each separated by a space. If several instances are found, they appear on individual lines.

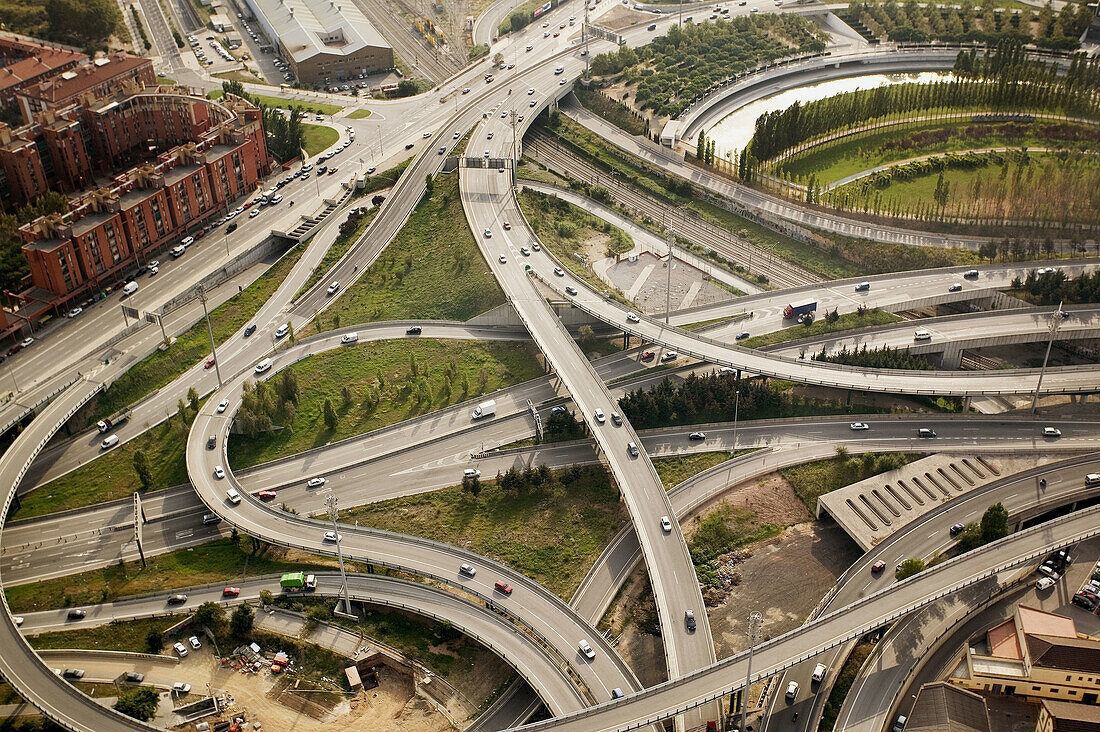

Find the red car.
xmin=640 ymin=351 xmax=655 ymax=361
xmin=494 ymin=580 xmax=513 ymax=595
xmin=204 ymin=357 xmax=216 ymax=369
xmin=256 ymin=490 xmax=276 ymax=500
xmin=222 ymin=587 xmax=240 ymax=597
xmin=195 ymin=228 xmax=206 ymax=239
xmin=503 ymin=221 xmax=512 ymax=230
xmin=871 ymin=560 xmax=886 ymax=573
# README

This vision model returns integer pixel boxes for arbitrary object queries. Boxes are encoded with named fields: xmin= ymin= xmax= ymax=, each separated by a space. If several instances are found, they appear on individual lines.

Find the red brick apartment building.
xmin=0 ymin=34 xmax=86 ymax=104
xmin=16 ymin=90 xmax=272 ymax=309
xmin=16 ymin=52 xmax=156 ymax=124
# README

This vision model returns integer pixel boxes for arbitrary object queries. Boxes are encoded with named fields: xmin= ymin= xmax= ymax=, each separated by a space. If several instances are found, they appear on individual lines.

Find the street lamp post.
xmin=197 ymin=286 xmax=223 ymax=389
xmin=664 ymin=230 xmax=674 ymax=325
xmin=740 ymin=610 xmax=762 ymax=732
xmin=733 ymin=389 xmax=740 ymax=452
xmin=325 ymin=495 xmax=354 ymax=618
xmin=1030 ymin=301 xmax=1066 ymax=414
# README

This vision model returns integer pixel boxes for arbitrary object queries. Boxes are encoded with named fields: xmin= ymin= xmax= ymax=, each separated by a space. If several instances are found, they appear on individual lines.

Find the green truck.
xmin=279 ymin=572 xmax=317 ymax=591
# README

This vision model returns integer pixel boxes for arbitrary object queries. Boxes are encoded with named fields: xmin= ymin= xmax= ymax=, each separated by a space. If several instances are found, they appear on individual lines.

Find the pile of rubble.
xmin=702 ymin=548 xmax=752 ymax=605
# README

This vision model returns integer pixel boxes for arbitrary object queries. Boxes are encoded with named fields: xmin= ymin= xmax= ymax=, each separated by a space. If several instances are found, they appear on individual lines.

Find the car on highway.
xmin=1036 ymin=576 xmax=1056 ymax=591
xmin=257 ymin=490 xmax=276 ymax=501
xmin=948 ymin=283 xmax=963 ymax=292
xmin=66 ymin=609 xmax=86 ymax=620
xmin=275 ymin=323 xmax=289 ymax=338
xmin=307 ymin=477 xmax=327 ymax=488
xmin=950 ymin=523 xmax=965 ymax=537
xmin=404 ymin=143 xmax=414 ymax=150
xmin=627 ymin=442 xmax=639 ymax=457
xmin=812 ymin=663 xmax=827 ymax=682
xmin=735 ymin=331 xmax=750 ymax=340
xmin=578 ymin=639 xmax=595 ymax=659
xmin=173 ymin=642 xmax=188 ymax=657
xmin=529 ymin=99 xmax=537 ymax=107
xmin=626 ymin=312 xmax=640 ymax=323
xmin=226 ymin=488 xmax=242 ymax=504
xmin=254 ymin=358 xmax=273 ymax=374
xmin=484 ymin=228 xmax=492 ymax=238
xmin=461 ymin=88 xmax=470 ymax=94
xmin=528 ymin=88 xmax=535 ymax=95
xmin=661 ymin=351 xmax=678 ymax=362
xmin=520 ymin=246 xmax=530 ymax=256
xmin=554 ymin=267 xmax=565 ymax=276
xmin=460 ymin=563 xmax=477 ymax=577
xmin=366 ymin=166 xmax=376 ymax=174
xmin=438 ymin=146 xmax=446 ymax=155
xmin=463 ymin=468 xmax=481 ymax=479
xmin=565 ymin=285 xmax=577 ymax=296
xmin=205 ymin=357 xmax=216 ymax=369
xmin=494 ymin=580 xmax=513 ymax=595
xmin=854 ymin=282 xmax=870 ymax=292
xmin=785 ymin=680 xmax=799 ymax=699
xmin=405 ymin=326 xmax=423 ymax=336
xmin=661 ymin=516 xmax=672 ymax=533
xmin=67 ymin=307 xmax=83 ymax=318
xmin=611 ymin=412 xmax=622 ymax=426
xmin=217 ymin=399 xmax=230 ymax=413
xmin=918 ymin=428 xmax=937 ymax=438
xmin=685 ymin=609 xmax=696 ymax=632
xmin=172 ymin=682 xmax=191 ymax=694
xmin=1043 ymin=426 xmax=1061 ymax=437
xmin=326 ymin=281 xmax=340 ymax=296
xmin=647 ymin=23 xmax=657 ymax=30
xmin=526 ymin=45 xmax=533 ymax=51
xmin=498 ymin=254 xmax=507 ymax=264
xmin=871 ymin=560 xmax=886 ymax=573
xmin=503 ymin=221 xmax=512 ymax=230
xmin=849 ymin=422 xmax=869 ymax=431
xmin=341 ymin=333 xmax=359 ymax=344
xmin=213 ymin=466 xmax=225 ymax=480
xmin=63 ymin=669 xmax=85 ymax=679
xmin=323 ymin=531 xmax=342 ymax=542
xmin=640 ymin=351 xmax=655 ymax=361
xmin=963 ymin=269 xmax=979 ymax=279
xmin=12 ymin=616 xmax=23 ymax=626
xmin=594 ymin=408 xmax=605 ymax=423
xmin=101 ymin=435 xmax=119 ymax=450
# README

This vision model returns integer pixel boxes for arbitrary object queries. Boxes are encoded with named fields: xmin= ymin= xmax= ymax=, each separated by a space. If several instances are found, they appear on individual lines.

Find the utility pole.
xmin=197 ymin=286 xmax=223 ymax=388
xmin=740 ymin=610 xmax=762 ymax=732
xmin=584 ymin=1 xmax=591 ymax=75
xmin=326 ymin=495 xmax=355 ymax=618
xmin=679 ymin=0 xmax=683 ymax=27
xmin=1031 ymin=301 xmax=1065 ymax=414
xmin=733 ymin=388 xmax=740 ymax=451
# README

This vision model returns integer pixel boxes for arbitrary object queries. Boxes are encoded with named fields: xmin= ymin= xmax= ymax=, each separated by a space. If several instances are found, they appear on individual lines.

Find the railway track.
xmin=525 ymin=133 xmax=820 ymax=289
xmin=350 ymin=0 xmax=457 ymax=85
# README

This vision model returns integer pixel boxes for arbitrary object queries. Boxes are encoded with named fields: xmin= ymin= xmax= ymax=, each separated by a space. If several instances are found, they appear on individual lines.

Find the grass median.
xmin=740 ymin=309 xmax=901 ymax=350
xmin=341 ymin=465 xmax=624 ymax=600
xmin=326 ymin=171 xmax=506 ymax=324
xmin=345 ymin=109 xmax=372 ymax=119
xmin=781 ymin=449 xmax=923 ymax=511
xmin=26 ymin=617 xmax=177 ymax=652
xmin=4 ymin=538 xmax=349 ymax=613
xmin=302 ymin=124 xmax=339 ymax=157
xmin=654 ymin=452 xmax=734 ymax=491
xmin=228 ymin=339 xmax=543 ymax=469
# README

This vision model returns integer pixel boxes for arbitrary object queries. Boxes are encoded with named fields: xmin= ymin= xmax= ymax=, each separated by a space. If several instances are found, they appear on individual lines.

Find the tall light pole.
xmin=325 ymin=495 xmax=354 ymax=617
xmin=740 ymin=610 xmax=762 ymax=732
xmin=733 ymin=388 xmax=740 ymax=451
xmin=197 ymin=285 xmax=222 ymax=389
xmin=1030 ymin=301 xmax=1066 ymax=414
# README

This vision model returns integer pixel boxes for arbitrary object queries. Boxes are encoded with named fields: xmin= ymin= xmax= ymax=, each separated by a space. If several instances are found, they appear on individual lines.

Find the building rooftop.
xmin=21 ymin=53 xmax=150 ymax=104
xmin=1040 ymin=699 xmax=1100 ymax=732
xmin=249 ymin=0 xmax=390 ymax=63
xmin=1026 ymin=633 xmax=1100 ymax=672
xmin=907 ymin=682 xmax=990 ymax=732
xmin=1017 ymin=605 xmax=1077 ymax=639
xmin=969 ymin=657 xmax=1025 ymax=678
xmin=0 ymin=37 xmax=86 ymax=93
xmin=987 ymin=618 xmax=1022 ymax=660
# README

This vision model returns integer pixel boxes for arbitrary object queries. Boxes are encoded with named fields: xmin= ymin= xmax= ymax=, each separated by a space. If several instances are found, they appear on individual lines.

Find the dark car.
xmin=6 ymin=343 xmax=22 ymax=357
xmin=124 ymin=672 xmax=144 ymax=683
xmin=167 ymin=594 xmax=188 ymax=605
xmin=735 ymin=331 xmax=750 ymax=341
xmin=950 ymin=523 xmax=965 ymax=537
xmin=1072 ymin=590 xmax=1098 ymax=610
xmin=225 ymin=223 xmax=238 ymax=234
xmin=406 ymin=326 xmax=422 ymax=335
xmin=66 ymin=609 xmax=87 ymax=620
xmin=244 ymin=323 xmax=257 ymax=337
xmin=405 ymin=143 xmax=414 ymax=150
xmin=640 ymin=351 xmax=655 ymax=361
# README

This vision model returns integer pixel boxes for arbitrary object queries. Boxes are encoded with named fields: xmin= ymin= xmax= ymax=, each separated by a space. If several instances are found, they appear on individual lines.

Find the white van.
xmin=913 ymin=330 xmax=932 ymax=341
xmin=121 ymin=281 xmax=139 ymax=297
xmin=254 ymin=358 xmax=273 ymax=374
xmin=171 ymin=245 xmax=186 ymax=258
xmin=101 ymin=434 xmax=119 ymax=450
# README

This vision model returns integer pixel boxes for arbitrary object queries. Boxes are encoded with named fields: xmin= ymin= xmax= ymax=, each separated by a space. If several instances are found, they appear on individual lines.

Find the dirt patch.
xmin=709 ymin=522 xmax=860 ymax=658
xmin=684 ymin=472 xmax=811 ymax=538
xmin=580 ymin=231 xmax=615 ymax=263
xmin=599 ymin=5 xmax=650 ymax=31
xmin=599 ymin=571 xmax=668 ymax=688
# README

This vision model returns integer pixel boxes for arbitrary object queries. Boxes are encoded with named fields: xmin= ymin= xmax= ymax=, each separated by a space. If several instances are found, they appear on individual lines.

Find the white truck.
xmin=472 ymin=399 xmax=496 ymax=419
xmin=96 ymin=409 xmax=132 ymax=433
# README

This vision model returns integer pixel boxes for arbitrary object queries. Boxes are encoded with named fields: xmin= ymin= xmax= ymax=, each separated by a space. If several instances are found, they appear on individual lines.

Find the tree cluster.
xmin=749 ymin=42 xmax=1100 ymax=163
xmin=222 ymin=81 xmax=304 ymax=163
xmin=812 ymin=344 xmax=929 ymax=370
xmin=954 ymin=502 xmax=1009 ymax=552
xmin=497 ymin=463 xmax=555 ymax=493
xmin=543 ymin=408 xmax=586 ymax=442
xmin=236 ymin=370 xmax=300 ymax=437
xmin=618 ymin=374 xmax=789 ymax=430
xmin=114 ymin=687 xmax=159 ymax=721
xmin=1011 ymin=268 xmax=1100 ymax=305
xmin=589 ymin=16 xmax=827 ymax=118
xmin=43 ymin=0 xmax=121 ymax=49
xmin=844 ymin=0 xmax=1091 ymax=51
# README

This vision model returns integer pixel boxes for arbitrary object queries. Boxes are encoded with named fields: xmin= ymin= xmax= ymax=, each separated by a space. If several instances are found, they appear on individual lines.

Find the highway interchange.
xmin=0 ymin=1 xmax=1098 ymax=731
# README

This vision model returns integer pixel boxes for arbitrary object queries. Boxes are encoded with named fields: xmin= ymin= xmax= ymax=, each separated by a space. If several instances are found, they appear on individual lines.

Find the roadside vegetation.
xmin=574 ymin=87 xmax=648 ymax=138
xmin=208 ymin=88 xmax=343 ymax=115
xmin=690 ymin=505 xmax=783 ymax=586
xmin=741 ymin=308 xmax=901 ymax=349
xmin=26 ymin=617 xmax=177 ymax=653
xmin=302 ymin=124 xmax=339 ymax=157
xmin=341 ymin=465 xmax=623 ymax=599
xmin=1010 ymin=269 xmax=1100 ymax=305
xmin=326 ymin=172 xmax=506 ymax=324
xmin=345 ymin=109 xmax=372 ymax=119
xmin=4 ymin=537 xmax=349 ymax=612
xmin=654 ymin=452 xmax=736 ymax=491
xmin=228 ymin=339 xmax=542 ymax=468
xmin=781 ymin=447 xmax=923 ymax=511
xmin=819 ymin=641 xmax=875 ymax=732
xmin=812 ymin=344 xmax=930 ymax=371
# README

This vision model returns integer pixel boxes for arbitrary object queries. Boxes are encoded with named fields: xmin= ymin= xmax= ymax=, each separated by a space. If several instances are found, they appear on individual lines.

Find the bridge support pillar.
xmin=846 ymin=389 xmax=853 ymax=408
xmin=963 ymin=396 xmax=972 ymax=412
xmin=940 ymin=344 xmax=963 ymax=370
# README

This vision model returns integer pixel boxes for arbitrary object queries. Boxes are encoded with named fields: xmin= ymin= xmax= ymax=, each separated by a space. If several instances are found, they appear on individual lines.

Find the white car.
xmin=578 ymin=639 xmax=595 ymax=659
xmin=188 ymin=635 xmax=201 ymax=649
xmin=341 ymin=333 xmax=359 ymax=344
xmin=460 ymin=563 xmax=476 ymax=577
xmin=225 ymin=488 xmax=242 ymax=504
xmin=626 ymin=312 xmax=640 ymax=323
xmin=67 ymin=307 xmax=83 ymax=318
xmin=213 ymin=466 xmax=225 ymax=480
xmin=1043 ymin=426 xmax=1061 ymax=437
xmin=812 ymin=663 xmax=827 ymax=682
xmin=181 ymin=236 xmax=195 ymax=247
xmin=12 ymin=616 xmax=23 ymax=626
xmin=528 ymin=88 xmax=535 ymax=95
xmin=484 ymin=229 xmax=492 ymax=238
xmin=249 ymin=209 xmax=260 ymax=218
xmin=661 ymin=351 xmax=678 ymax=362
xmin=172 ymin=682 xmax=191 ymax=694
xmin=307 ymin=477 xmax=327 ymax=488
xmin=326 ymin=281 xmax=340 ymax=296
xmin=323 ymin=531 xmax=342 ymax=542
xmin=849 ymin=422 xmax=869 ymax=431
xmin=217 ymin=399 xmax=229 ymax=413
xmin=660 ymin=516 xmax=672 ymax=533
xmin=173 ymin=642 xmax=188 ymax=657
xmin=594 ymin=408 xmax=605 ymax=423
xmin=785 ymin=680 xmax=799 ymax=699
xmin=554 ymin=267 xmax=565 ymax=277
xmin=274 ymin=323 xmax=289 ymax=338
xmin=422 ymin=132 xmax=432 ymax=138
xmin=1036 ymin=576 xmax=1056 ymax=590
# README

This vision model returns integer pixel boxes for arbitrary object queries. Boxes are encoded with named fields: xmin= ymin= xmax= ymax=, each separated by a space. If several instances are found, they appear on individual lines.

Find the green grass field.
xmin=227 ymin=339 xmax=543 ymax=468
xmin=740 ymin=309 xmax=901 ymax=349
xmin=27 ymin=617 xmax=177 ymax=653
xmin=654 ymin=452 xmax=734 ymax=491
xmin=208 ymin=89 xmax=343 ymax=115
xmin=341 ymin=466 xmax=623 ymax=599
xmin=345 ymin=109 xmax=372 ymax=119
xmin=781 ymin=451 xmax=922 ymax=511
xmin=4 ymin=538 xmax=346 ymax=612
xmin=326 ymin=172 xmax=506 ymax=324
xmin=91 ymin=241 xmax=306 ymax=422
xmin=302 ymin=124 xmax=339 ymax=157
